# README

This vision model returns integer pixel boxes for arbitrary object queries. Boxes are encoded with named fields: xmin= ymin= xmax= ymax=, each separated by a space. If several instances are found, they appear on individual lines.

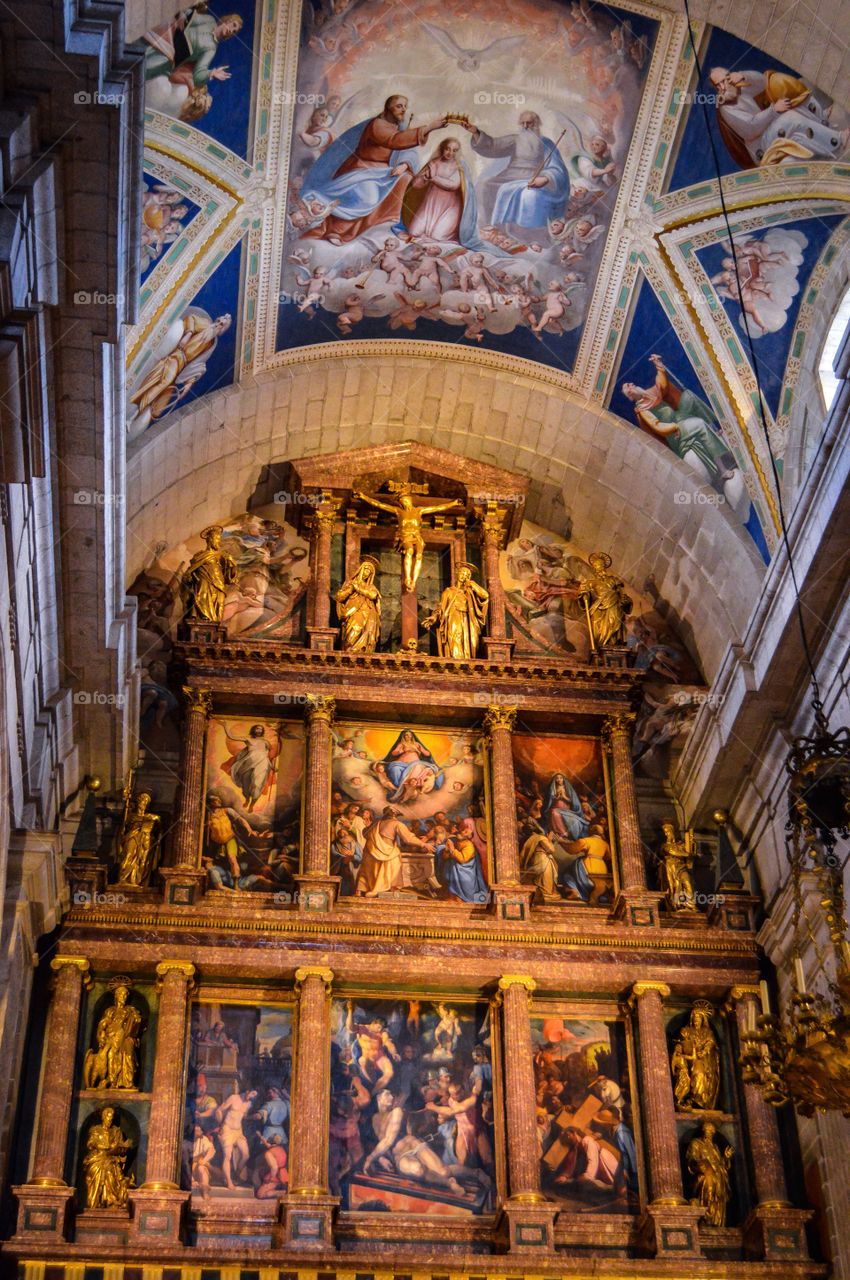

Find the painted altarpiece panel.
xmin=531 ymin=1006 xmax=643 ymax=1213
xmin=183 ymin=999 xmax=294 ymax=1207
xmin=202 ymin=715 xmax=305 ymax=893
xmin=513 ymin=732 xmax=615 ymax=906
xmin=328 ymin=996 xmax=500 ymax=1216
xmin=331 ymin=722 xmax=490 ymax=901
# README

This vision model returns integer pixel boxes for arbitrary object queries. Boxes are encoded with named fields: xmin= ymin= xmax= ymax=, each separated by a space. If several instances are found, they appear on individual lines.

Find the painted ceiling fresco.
xmin=130 ymin=0 xmax=850 ymax=564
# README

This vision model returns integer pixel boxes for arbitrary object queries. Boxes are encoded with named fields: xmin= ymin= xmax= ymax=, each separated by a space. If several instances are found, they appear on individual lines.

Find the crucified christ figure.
xmin=354 ymin=484 xmax=461 ymax=593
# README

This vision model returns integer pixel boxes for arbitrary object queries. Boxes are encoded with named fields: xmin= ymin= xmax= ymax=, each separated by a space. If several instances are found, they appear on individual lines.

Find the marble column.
xmin=13 ymin=957 xmax=91 ymax=1239
xmin=485 ymin=706 xmax=533 ymax=921
xmin=629 ymin=981 xmax=701 ymax=1257
xmin=130 ymin=961 xmax=196 ymax=1242
xmin=479 ymin=504 xmax=513 ymax=662
xmin=277 ymin=965 xmax=337 ymax=1249
xmin=727 ymin=986 xmax=810 ymax=1259
xmin=495 ymin=975 xmax=556 ymax=1253
xmin=603 ymin=713 xmax=658 ymax=926
xmin=307 ymin=499 xmax=338 ymax=651
xmin=160 ymin=686 xmax=211 ymax=904
xmin=295 ymin=695 xmax=338 ymax=912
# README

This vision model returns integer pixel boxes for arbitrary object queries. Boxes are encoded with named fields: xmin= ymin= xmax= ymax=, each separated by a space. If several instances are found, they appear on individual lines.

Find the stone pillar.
xmin=13 ymin=957 xmax=91 ymax=1240
xmin=295 ymin=696 xmax=339 ymax=912
xmin=495 ymin=975 xmax=556 ymax=1254
xmin=276 ymin=966 xmax=337 ymax=1249
xmin=160 ymin=686 xmax=211 ymax=904
xmin=727 ymin=986 xmax=811 ymax=1260
xmin=603 ymin=713 xmax=659 ymax=926
xmin=629 ymin=981 xmax=701 ymax=1257
xmin=479 ymin=504 xmax=513 ymax=663
xmin=129 ymin=961 xmax=196 ymax=1243
xmin=485 ymin=705 xmax=533 ymax=922
xmin=307 ymin=498 xmax=339 ymax=652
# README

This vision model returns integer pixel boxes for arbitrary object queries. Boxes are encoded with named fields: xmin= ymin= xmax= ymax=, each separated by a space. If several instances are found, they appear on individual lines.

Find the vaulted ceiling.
xmin=127 ymin=0 xmax=850 ymax=678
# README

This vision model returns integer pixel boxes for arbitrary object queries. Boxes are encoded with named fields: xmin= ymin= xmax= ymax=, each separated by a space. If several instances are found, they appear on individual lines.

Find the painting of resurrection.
xmin=329 ymin=997 xmax=495 ymax=1214
xmin=278 ymin=0 xmax=657 ymax=370
xmin=532 ymin=1013 xmax=640 ymax=1211
xmin=331 ymin=723 xmax=489 ymax=901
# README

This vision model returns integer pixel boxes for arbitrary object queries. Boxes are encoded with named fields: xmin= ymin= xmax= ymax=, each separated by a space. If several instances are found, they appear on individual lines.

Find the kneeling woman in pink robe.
xmin=403 ymin=138 xmax=465 ymax=243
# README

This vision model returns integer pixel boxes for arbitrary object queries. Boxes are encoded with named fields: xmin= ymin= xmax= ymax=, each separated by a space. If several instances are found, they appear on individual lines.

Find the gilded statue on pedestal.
xmin=577 ymin=551 xmax=632 ymax=650
xmin=671 ymin=1001 xmax=721 ymax=1111
xmin=657 ymin=821 xmax=698 ymax=912
xmin=83 ymin=1105 xmax=134 ymax=1208
xmin=336 ymin=556 xmax=381 ymax=652
xmin=181 ymin=524 xmax=237 ymax=623
xmin=423 ymin=563 xmax=489 ymax=660
xmin=83 ymin=981 xmax=142 ymax=1090
xmin=686 ymin=1120 xmax=733 ymax=1227
xmin=115 ymin=790 xmax=160 ymax=887
xmin=354 ymin=483 xmax=461 ymax=593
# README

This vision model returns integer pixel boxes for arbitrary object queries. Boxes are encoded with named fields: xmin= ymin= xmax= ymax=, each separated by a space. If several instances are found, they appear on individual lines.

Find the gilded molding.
xmin=155 ymin=960 xmax=197 ymax=993
xmin=50 ymin=956 xmax=92 ymax=989
xmin=294 ymin=965 xmax=335 ymax=995
xmin=628 ymin=980 xmax=671 ymax=1007
xmin=496 ymin=974 xmax=537 ymax=1006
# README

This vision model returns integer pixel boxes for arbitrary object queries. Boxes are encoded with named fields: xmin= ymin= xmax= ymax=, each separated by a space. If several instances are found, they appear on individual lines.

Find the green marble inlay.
xmin=783 ymin=166 xmax=808 ymax=177
xmin=259 ymin=109 xmax=268 ymax=137
xmin=687 ymin=184 xmax=713 ymax=199
xmin=655 ymin=142 xmax=668 ymax=168
xmin=596 ymin=370 xmax=607 ymax=394
xmin=606 ymin=329 xmax=618 ymax=351
xmin=618 ymin=286 xmax=629 ymax=309
xmin=165 ymin=242 xmax=187 ymax=265
xmin=207 ymin=144 xmax=227 ymax=160
xmin=734 ymin=172 xmax=761 ymax=185
xmin=727 ymin=337 xmax=743 ymax=362
xmin=792 ymin=331 xmax=805 ymax=358
xmin=782 ymin=387 xmax=793 ymax=414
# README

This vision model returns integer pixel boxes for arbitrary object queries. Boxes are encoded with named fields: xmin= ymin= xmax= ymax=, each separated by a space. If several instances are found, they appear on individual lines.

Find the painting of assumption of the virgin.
xmin=331 ymin=724 xmax=489 ymax=901
xmin=203 ymin=716 xmax=305 ymax=892
xmin=278 ymin=0 xmax=657 ymax=371
xmin=329 ymin=997 xmax=496 ymax=1215
xmin=513 ymin=734 xmax=613 ymax=905
xmin=183 ymin=1003 xmax=293 ymax=1207
xmin=533 ymin=1014 xmax=640 ymax=1212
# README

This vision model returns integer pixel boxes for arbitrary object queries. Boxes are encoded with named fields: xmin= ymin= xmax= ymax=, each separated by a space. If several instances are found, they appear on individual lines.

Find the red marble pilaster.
xmin=295 ymin=696 xmax=339 ymax=912
xmin=13 ymin=957 xmax=91 ymax=1240
xmin=307 ymin=499 xmax=339 ymax=651
xmin=629 ymin=981 xmax=701 ymax=1257
xmin=276 ymin=966 xmax=338 ymax=1249
xmin=495 ymin=975 xmax=556 ymax=1253
xmin=160 ymin=686 xmax=211 ymax=904
xmin=479 ymin=504 xmax=514 ymax=663
xmin=603 ymin=713 xmax=661 ymax=927
xmin=485 ymin=706 xmax=534 ymax=922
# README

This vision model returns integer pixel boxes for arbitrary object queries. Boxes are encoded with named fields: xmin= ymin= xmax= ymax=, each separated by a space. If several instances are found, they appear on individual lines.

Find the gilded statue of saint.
xmin=84 ymin=982 xmax=142 ymax=1090
xmin=336 ymin=557 xmax=381 ymax=652
xmin=658 ymin=821 xmax=698 ymax=912
xmin=83 ymin=1105 xmax=134 ymax=1209
xmin=354 ymin=484 xmax=461 ymax=593
xmin=671 ymin=1001 xmax=721 ymax=1111
xmin=116 ymin=791 xmax=160 ymax=887
xmin=182 ymin=524 xmax=237 ymax=623
xmin=423 ymin=563 xmax=489 ymax=660
xmin=686 ymin=1120 xmax=732 ymax=1227
xmin=577 ymin=552 xmax=632 ymax=650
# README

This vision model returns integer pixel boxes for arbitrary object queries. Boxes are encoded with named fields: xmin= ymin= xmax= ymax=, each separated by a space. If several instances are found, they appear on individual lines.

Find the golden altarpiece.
xmin=3 ymin=446 xmax=821 ymax=1280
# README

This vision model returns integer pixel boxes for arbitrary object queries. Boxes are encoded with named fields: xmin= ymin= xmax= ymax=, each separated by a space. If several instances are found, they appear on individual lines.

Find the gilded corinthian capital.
xmin=484 ymin=704 xmax=517 ymax=733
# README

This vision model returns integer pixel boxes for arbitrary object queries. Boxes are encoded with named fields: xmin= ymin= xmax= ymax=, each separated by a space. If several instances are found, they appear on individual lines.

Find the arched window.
xmin=818 ymin=285 xmax=850 ymax=410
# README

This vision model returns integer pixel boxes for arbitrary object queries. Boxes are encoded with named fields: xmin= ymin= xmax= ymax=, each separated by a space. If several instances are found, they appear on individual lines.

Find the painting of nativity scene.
xmin=331 ymin=724 xmax=490 ymax=901
xmin=533 ymin=1014 xmax=640 ymax=1211
xmin=183 ymin=1003 xmax=293 ymax=1205
xmin=328 ymin=998 xmax=496 ymax=1215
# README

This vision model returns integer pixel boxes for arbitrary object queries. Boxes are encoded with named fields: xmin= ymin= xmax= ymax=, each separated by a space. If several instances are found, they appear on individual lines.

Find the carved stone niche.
xmin=262 ymin=441 xmax=528 ymax=656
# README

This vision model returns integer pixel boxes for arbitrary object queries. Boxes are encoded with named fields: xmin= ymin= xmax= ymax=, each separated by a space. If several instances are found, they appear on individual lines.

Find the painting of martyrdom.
xmin=331 ymin=724 xmax=489 ymax=901
xmin=202 ymin=716 xmax=303 ymax=892
xmin=279 ymin=0 xmax=656 ymax=365
xmin=329 ymin=997 xmax=495 ymax=1215
xmin=533 ymin=1014 xmax=640 ymax=1212
xmin=183 ymin=1003 xmax=293 ymax=1205
xmin=513 ymin=733 xmax=613 ymax=906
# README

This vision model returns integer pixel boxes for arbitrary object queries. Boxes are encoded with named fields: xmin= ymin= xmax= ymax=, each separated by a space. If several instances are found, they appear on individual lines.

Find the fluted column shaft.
xmin=289 ymin=967 xmax=334 ymax=1195
xmin=498 ymin=975 xmax=542 ymax=1201
xmin=142 ymin=962 xmax=196 ymax=1188
xmin=603 ymin=713 xmax=646 ymax=891
xmin=630 ymin=982 xmax=684 ymax=1204
xmin=486 ymin=706 xmax=520 ymax=884
xmin=728 ymin=987 xmax=789 ymax=1206
xmin=30 ymin=958 xmax=91 ymax=1184
xmin=302 ymin=697 xmax=335 ymax=876
xmin=307 ymin=506 xmax=335 ymax=630
xmin=168 ymin=688 xmax=211 ymax=867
